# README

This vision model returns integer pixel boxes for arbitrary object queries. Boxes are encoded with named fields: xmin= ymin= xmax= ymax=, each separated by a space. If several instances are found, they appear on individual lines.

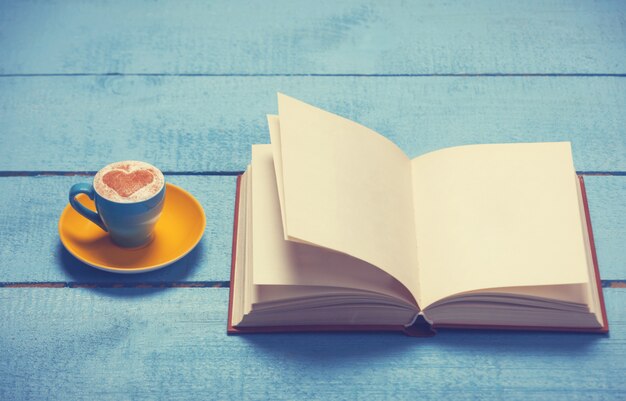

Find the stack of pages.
xmin=228 ymin=94 xmax=608 ymax=336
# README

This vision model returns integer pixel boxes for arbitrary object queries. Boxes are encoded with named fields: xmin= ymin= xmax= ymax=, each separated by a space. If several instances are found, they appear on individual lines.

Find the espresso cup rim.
xmin=93 ymin=160 xmax=165 ymax=204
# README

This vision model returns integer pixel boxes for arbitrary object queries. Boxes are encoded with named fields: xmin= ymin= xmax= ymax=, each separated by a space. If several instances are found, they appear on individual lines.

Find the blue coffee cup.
xmin=69 ymin=164 xmax=166 ymax=248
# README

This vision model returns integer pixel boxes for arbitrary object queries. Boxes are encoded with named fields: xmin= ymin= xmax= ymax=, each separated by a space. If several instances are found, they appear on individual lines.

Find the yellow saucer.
xmin=59 ymin=183 xmax=206 ymax=274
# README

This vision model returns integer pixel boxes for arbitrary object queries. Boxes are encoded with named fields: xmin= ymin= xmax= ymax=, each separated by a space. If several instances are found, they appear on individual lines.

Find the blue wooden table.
xmin=1 ymin=1 xmax=625 ymax=400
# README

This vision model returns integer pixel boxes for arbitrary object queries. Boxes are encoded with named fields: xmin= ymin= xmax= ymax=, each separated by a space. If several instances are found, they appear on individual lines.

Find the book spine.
xmin=402 ymin=312 xmax=436 ymax=337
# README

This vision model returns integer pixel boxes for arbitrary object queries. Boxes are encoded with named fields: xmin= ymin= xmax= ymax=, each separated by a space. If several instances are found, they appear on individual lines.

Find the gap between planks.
xmin=0 ymin=171 xmax=244 ymax=177
xmin=0 ymin=281 xmax=230 ymax=288
xmin=0 ymin=171 xmax=624 ymax=178
xmin=1 ymin=280 xmax=625 ymax=288
xmin=1 ymin=73 xmax=626 ymax=78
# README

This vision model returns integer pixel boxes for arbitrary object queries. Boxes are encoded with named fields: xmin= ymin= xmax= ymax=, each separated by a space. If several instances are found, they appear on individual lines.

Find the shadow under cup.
xmin=69 ymin=182 xmax=166 ymax=248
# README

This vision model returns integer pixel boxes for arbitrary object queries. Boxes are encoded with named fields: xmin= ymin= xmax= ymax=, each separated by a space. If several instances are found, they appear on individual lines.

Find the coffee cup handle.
xmin=69 ymin=183 xmax=108 ymax=232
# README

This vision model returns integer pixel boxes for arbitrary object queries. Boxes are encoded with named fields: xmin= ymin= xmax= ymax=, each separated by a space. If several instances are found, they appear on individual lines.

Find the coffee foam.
xmin=94 ymin=161 xmax=164 ymax=203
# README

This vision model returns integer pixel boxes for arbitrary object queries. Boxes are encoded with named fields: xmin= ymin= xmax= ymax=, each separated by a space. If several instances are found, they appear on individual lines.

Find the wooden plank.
xmin=585 ymin=176 xmax=626 ymax=283
xmin=0 ymin=176 xmax=236 ymax=283
xmin=1 ymin=76 xmax=625 ymax=172
xmin=0 ymin=175 xmax=623 ymax=283
xmin=1 ymin=0 xmax=625 ymax=75
xmin=0 ymin=287 xmax=624 ymax=401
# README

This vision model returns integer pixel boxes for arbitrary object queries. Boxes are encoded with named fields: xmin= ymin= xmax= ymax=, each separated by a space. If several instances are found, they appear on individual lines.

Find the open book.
xmin=228 ymin=94 xmax=608 ymax=336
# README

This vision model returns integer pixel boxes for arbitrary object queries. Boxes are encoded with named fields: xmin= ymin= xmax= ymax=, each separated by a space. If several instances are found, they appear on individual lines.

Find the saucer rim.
xmin=59 ymin=183 xmax=206 ymax=274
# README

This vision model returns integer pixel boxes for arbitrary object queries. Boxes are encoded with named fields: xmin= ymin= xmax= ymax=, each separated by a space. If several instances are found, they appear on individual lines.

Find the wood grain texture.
xmin=1 ymin=0 xmax=625 ymax=75
xmin=2 ymin=1 xmax=624 ymax=399
xmin=585 ymin=176 xmax=626 ymax=282
xmin=0 ymin=287 xmax=624 ymax=401
xmin=1 ymin=76 xmax=625 ymax=172
xmin=0 ymin=175 xmax=623 ymax=283
xmin=0 ymin=176 xmax=236 ymax=283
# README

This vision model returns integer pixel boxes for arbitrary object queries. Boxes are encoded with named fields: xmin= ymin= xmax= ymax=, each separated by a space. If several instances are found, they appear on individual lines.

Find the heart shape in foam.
xmin=102 ymin=169 xmax=155 ymax=198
